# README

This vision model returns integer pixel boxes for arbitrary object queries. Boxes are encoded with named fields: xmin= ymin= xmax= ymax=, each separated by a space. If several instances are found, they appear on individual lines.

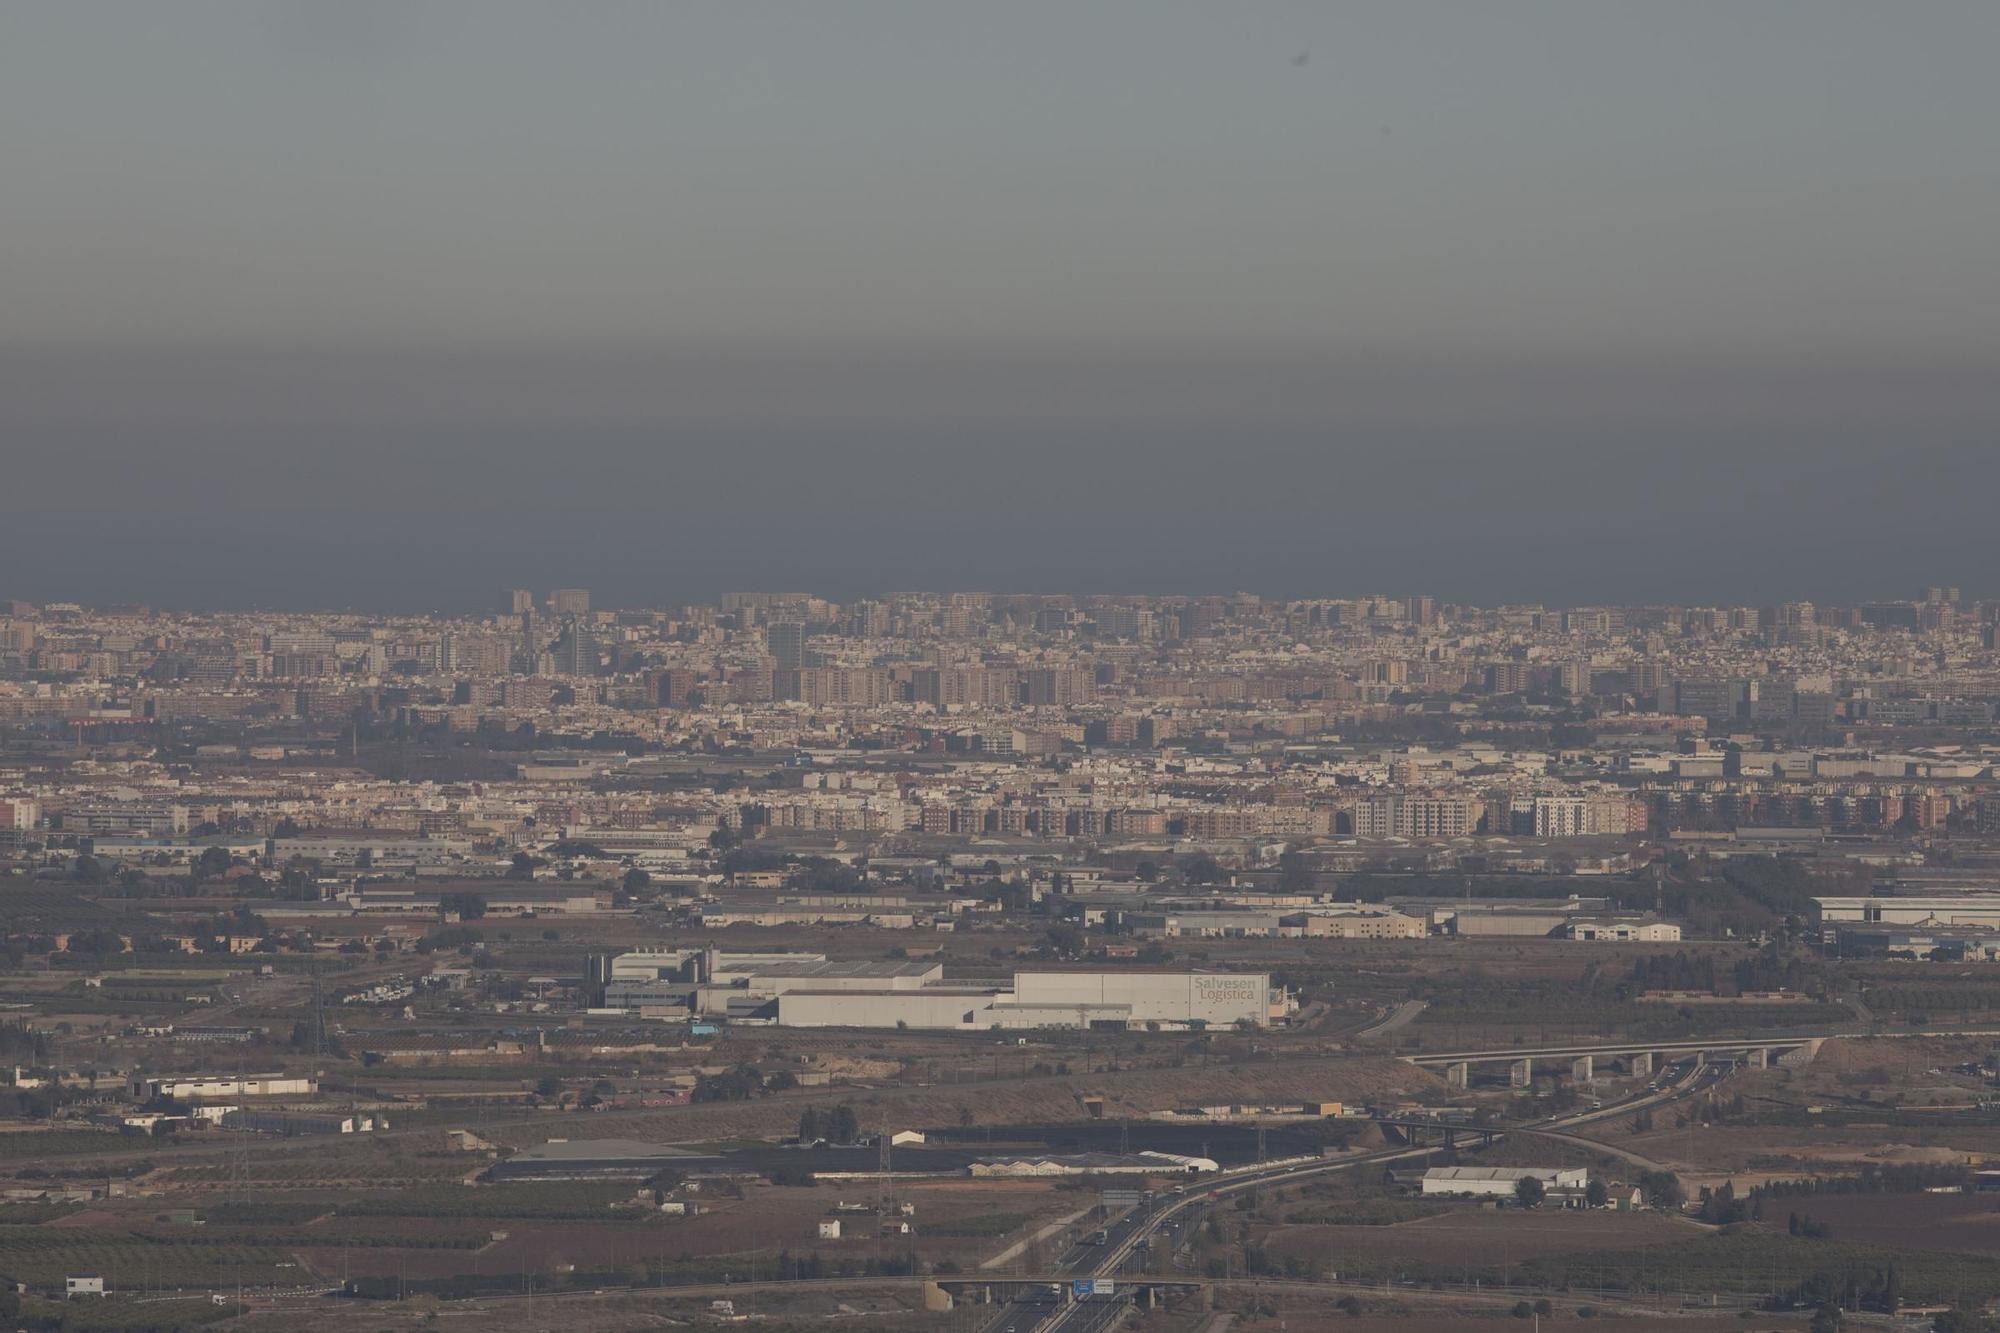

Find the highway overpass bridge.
xmin=1405 ymin=1035 xmax=1826 ymax=1088
xmin=1364 ymin=1114 xmax=1503 ymax=1148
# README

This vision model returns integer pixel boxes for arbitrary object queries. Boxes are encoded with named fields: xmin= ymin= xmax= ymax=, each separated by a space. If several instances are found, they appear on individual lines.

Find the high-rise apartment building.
xmin=509 ymin=589 xmax=535 ymax=615
xmin=768 ymin=622 xmax=806 ymax=673
xmin=1669 ymin=677 xmax=1751 ymax=724
xmin=1350 ymin=794 xmax=1482 ymax=839
xmin=1023 ymin=667 xmax=1093 ymax=707
xmin=655 ymin=668 xmax=700 ymax=708
xmin=552 ymin=625 xmax=598 ymax=676
xmin=549 ymin=588 xmax=591 ymax=616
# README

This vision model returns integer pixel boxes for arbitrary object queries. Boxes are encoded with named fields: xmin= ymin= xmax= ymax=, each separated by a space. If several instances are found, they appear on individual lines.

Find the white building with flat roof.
xmin=1813 ymin=895 xmax=2000 ymax=929
xmin=772 ymin=968 xmax=1283 ymax=1031
xmin=1011 ymin=970 xmax=1274 ymax=1028
xmin=128 ymin=1073 xmax=316 ymax=1102
xmin=1421 ymin=1166 xmax=1587 ymax=1198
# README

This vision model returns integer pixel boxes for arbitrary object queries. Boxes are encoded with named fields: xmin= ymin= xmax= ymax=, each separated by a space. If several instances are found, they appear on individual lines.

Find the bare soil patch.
xmin=1263 ymin=1207 xmax=1691 ymax=1268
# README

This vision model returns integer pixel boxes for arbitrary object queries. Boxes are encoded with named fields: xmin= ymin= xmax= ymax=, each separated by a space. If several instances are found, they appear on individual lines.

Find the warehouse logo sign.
xmin=1192 ymin=976 xmax=1262 ymax=1002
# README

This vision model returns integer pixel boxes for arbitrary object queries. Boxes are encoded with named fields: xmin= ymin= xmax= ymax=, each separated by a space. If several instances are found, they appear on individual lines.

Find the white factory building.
xmin=128 ymin=1072 xmax=317 ymax=1101
xmin=589 ymin=948 xmax=1288 ymax=1030
xmin=775 ymin=967 xmax=1286 ymax=1031
xmin=1813 ymin=895 xmax=2000 ymax=929
xmin=1421 ymin=1166 xmax=1588 ymax=1199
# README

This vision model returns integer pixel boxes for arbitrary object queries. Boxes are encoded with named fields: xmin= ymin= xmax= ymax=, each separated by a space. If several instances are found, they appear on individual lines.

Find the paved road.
xmin=1407 ymin=1021 xmax=2000 ymax=1068
xmin=1010 ymin=1145 xmax=1448 ymax=1333
xmin=1512 ymin=1054 xmax=1732 ymax=1172
xmin=1355 ymin=1000 xmax=1427 ymax=1041
xmin=1406 ymin=1034 xmax=1818 ymax=1065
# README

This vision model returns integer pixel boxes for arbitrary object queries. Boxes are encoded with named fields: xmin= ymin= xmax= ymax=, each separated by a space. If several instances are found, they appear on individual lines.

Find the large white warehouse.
xmin=1421 ymin=1166 xmax=1588 ymax=1198
xmin=589 ymin=948 xmax=1289 ymax=1031
xmin=1813 ymin=895 xmax=2000 ymax=929
xmin=1011 ymin=970 xmax=1275 ymax=1027
xmin=774 ymin=967 xmax=1284 ymax=1031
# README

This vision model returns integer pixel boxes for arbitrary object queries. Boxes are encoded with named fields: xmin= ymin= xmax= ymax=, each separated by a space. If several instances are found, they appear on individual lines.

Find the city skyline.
xmin=4 ymin=579 xmax=1993 ymax=618
xmin=10 ymin=6 xmax=2000 ymax=1320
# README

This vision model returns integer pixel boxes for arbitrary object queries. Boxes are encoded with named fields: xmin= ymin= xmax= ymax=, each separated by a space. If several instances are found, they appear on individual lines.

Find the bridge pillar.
xmin=1747 ymin=1047 xmax=1768 ymax=1070
xmin=1447 ymin=1061 xmax=1470 ymax=1089
xmin=1570 ymin=1055 xmax=1594 ymax=1084
xmin=1629 ymin=1052 xmax=1653 ymax=1077
xmin=1510 ymin=1057 xmax=1534 ymax=1088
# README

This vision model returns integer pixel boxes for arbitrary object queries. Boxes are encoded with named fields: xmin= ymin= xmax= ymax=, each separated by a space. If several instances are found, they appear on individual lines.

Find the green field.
xmin=0 ymin=1129 xmax=137 ymax=1160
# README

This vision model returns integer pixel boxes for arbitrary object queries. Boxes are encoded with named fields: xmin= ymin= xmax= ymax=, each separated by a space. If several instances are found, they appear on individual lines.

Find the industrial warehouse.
xmin=588 ymin=947 xmax=1288 ymax=1030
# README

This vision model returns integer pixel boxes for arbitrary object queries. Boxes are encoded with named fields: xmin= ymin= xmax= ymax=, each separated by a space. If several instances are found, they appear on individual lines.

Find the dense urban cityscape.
xmin=3 ymin=585 xmax=2000 ymax=1327
xmin=11 ymin=0 xmax=2000 ymax=1329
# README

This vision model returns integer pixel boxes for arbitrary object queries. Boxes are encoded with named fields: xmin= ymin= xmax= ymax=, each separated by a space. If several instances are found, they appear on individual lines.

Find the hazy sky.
xmin=3 ymin=2 xmax=1997 ymax=611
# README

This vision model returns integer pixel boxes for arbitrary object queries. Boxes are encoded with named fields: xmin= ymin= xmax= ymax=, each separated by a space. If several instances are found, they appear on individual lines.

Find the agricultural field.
xmin=1217 ymin=1314 xmax=1805 ymax=1333
xmin=1764 ymin=1189 xmax=2000 ymax=1256
xmin=223 ymin=1289 xmax=961 ymax=1333
xmin=0 ymin=1225 xmax=303 ymax=1289
xmin=0 ymin=1169 xmax=1087 ymax=1298
xmin=1261 ymin=1207 xmax=1695 ymax=1271
xmin=155 ymin=1139 xmax=478 ymax=1189
xmin=1246 ymin=1215 xmax=2000 ymax=1310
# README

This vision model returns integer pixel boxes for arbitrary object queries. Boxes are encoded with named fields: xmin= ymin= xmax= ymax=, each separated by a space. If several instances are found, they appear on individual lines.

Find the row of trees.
xmin=1756 ymin=1162 xmax=1969 ymax=1197
xmin=797 ymin=1104 xmax=862 ymax=1144
xmin=691 ymin=1063 xmax=801 ymax=1103
xmin=1771 ymin=1260 xmax=1901 ymax=1316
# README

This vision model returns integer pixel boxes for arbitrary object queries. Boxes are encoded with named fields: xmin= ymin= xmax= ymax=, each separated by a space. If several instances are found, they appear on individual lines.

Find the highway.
xmin=1404 ymin=1034 xmax=1818 ymax=1066
xmin=1403 ymin=1020 xmax=2000 ymax=1070
xmin=1500 ymin=1052 xmax=1736 ymax=1175
xmin=1353 ymin=999 xmax=1428 ymax=1040
xmin=1537 ymin=1053 xmax=1704 ymax=1129
xmin=984 ymin=1145 xmax=1447 ymax=1333
xmin=976 ymin=1046 xmax=1752 ymax=1332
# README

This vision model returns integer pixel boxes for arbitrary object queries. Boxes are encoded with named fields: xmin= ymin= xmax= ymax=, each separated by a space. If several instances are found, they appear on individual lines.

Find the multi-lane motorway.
xmin=985 ymin=1048 xmax=1737 ymax=1332
xmin=983 ymin=1144 xmax=1445 ymax=1333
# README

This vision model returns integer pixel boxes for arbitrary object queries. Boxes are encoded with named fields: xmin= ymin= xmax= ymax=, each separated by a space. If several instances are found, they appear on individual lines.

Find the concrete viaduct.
xmin=1406 ymin=1036 xmax=1825 ymax=1089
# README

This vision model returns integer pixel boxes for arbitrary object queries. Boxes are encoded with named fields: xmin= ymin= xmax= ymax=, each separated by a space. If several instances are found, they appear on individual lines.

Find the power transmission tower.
xmin=311 ymin=963 xmax=327 ymax=1062
xmin=231 ymin=1053 xmax=253 ymax=1207
xmin=877 ymin=1109 xmax=893 ymax=1211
